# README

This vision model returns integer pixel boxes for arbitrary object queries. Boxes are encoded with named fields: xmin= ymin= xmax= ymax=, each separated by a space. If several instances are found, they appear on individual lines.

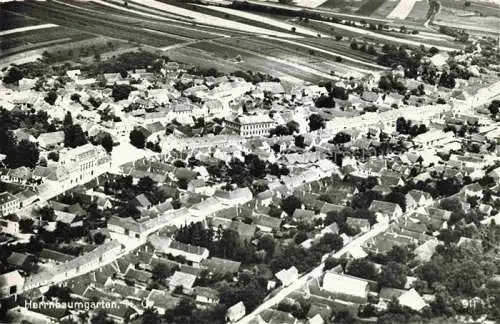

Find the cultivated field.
xmin=356 ymin=0 xmax=387 ymax=16
xmin=0 ymin=26 xmax=94 ymax=57
xmin=435 ymin=6 xmax=500 ymax=34
xmin=387 ymin=0 xmax=421 ymax=20
xmin=0 ymin=10 xmax=41 ymax=31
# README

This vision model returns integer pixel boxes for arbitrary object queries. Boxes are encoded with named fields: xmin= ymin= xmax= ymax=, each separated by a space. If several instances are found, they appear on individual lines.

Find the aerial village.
xmin=0 ymin=6 xmax=499 ymax=324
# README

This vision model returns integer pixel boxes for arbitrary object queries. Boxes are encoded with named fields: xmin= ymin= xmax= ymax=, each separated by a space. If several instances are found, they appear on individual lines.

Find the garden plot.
xmin=387 ymin=0 xmax=421 ymax=20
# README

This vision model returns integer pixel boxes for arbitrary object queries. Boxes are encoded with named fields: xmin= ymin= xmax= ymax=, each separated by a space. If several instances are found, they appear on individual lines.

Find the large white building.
xmin=413 ymin=130 xmax=455 ymax=148
xmin=0 ymin=192 xmax=20 ymax=216
xmin=225 ymin=114 xmax=276 ymax=137
xmin=58 ymin=144 xmax=111 ymax=186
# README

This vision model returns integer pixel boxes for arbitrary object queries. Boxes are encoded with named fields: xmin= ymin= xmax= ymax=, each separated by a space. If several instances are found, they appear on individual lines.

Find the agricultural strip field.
xmin=1 ymin=1 xmax=188 ymax=49
xmin=356 ymin=0 xmax=386 ymax=16
xmin=403 ymin=0 xmax=430 ymax=23
xmin=200 ymin=5 xmax=326 ymax=37
xmin=0 ymin=26 xmax=92 ymax=51
xmin=370 ymin=0 xmax=401 ymax=19
xmin=0 ymin=10 xmax=41 ymax=31
xmin=435 ymin=7 xmax=500 ymax=34
xmin=310 ymin=20 xmax=460 ymax=51
xmin=319 ymin=0 xmax=370 ymax=13
xmin=211 ymin=36 xmax=382 ymax=75
xmin=126 ymin=0 xmax=301 ymax=38
xmin=0 ymin=24 xmax=58 ymax=37
xmin=169 ymin=43 xmax=332 ymax=83
xmin=159 ymin=0 xmax=297 ymax=35
xmin=387 ymin=0 xmax=420 ymax=20
xmin=87 ymin=0 xmax=249 ymax=38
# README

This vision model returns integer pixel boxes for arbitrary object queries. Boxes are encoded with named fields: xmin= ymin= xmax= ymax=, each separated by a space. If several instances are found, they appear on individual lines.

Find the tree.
xmin=93 ymin=232 xmax=106 ymax=244
xmin=70 ymin=93 xmax=81 ymax=103
xmin=111 ymin=84 xmax=133 ymax=102
xmin=314 ymin=95 xmax=335 ymax=108
xmin=294 ymin=231 xmax=308 ymax=244
xmin=3 ymin=66 xmax=24 ymax=84
xmin=44 ymin=90 xmax=58 ymax=105
xmin=257 ymin=235 xmax=276 ymax=259
xmin=39 ymin=206 xmax=55 ymax=222
xmin=333 ymin=310 xmax=355 ymax=323
xmin=294 ymin=135 xmax=305 ymax=148
xmin=142 ymin=308 xmax=162 ymax=324
xmin=130 ymin=129 xmax=146 ymax=149
xmin=320 ymin=233 xmax=343 ymax=251
xmin=91 ymin=310 xmax=113 ymax=324
xmin=63 ymin=111 xmax=73 ymax=128
xmin=488 ymin=100 xmax=500 ymax=115
xmin=281 ymin=196 xmax=302 ymax=217
xmin=367 ymin=45 xmax=377 ymax=55
xmin=324 ymin=257 xmax=340 ymax=270
xmin=17 ymin=140 xmax=39 ymax=168
xmin=347 ymin=258 xmax=378 ymax=280
xmin=350 ymin=42 xmax=358 ymax=50
xmin=100 ymin=133 xmax=113 ymax=153
xmin=138 ymin=176 xmax=155 ymax=192
xmin=429 ymin=46 xmax=440 ymax=55
xmin=309 ymin=114 xmax=325 ymax=131
xmin=64 ymin=124 xmax=88 ymax=148
xmin=385 ymin=191 xmax=406 ymax=212
xmin=151 ymin=263 xmax=174 ymax=281
xmin=331 ymin=86 xmax=348 ymax=100
xmin=19 ymin=218 xmax=34 ymax=233
xmin=48 ymin=151 xmax=59 ymax=162
xmin=45 ymin=285 xmax=71 ymax=302
xmin=379 ymin=262 xmax=408 ymax=288
xmin=331 ymin=132 xmax=351 ymax=144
